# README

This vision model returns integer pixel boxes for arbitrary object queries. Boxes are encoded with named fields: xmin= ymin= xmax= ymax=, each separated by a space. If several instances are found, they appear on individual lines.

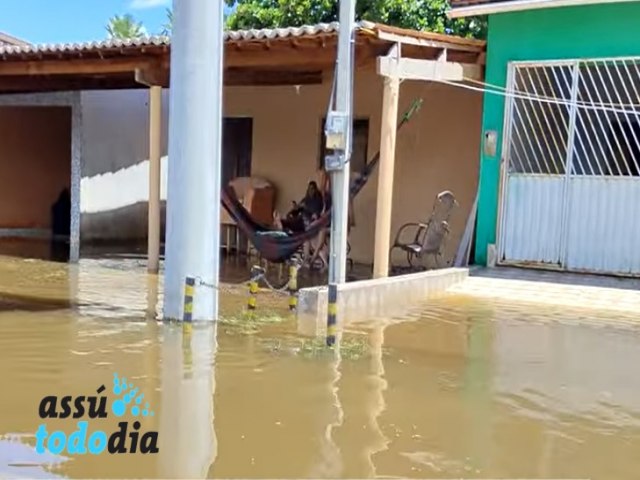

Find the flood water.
xmin=0 ymin=253 xmax=639 ymax=479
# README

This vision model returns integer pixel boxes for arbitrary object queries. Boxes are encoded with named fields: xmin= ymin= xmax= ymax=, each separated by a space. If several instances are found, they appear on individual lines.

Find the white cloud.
xmin=129 ymin=0 xmax=170 ymax=9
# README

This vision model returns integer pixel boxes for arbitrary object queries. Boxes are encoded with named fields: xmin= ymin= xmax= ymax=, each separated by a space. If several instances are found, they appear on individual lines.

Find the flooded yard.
xmin=0 ymin=254 xmax=639 ymax=479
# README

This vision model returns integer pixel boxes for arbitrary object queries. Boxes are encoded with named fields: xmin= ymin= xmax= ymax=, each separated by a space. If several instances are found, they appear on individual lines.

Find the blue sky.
xmin=0 ymin=0 xmax=226 ymax=45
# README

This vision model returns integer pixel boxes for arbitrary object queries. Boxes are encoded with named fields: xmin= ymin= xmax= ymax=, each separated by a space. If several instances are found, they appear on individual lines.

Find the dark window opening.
xmin=222 ymin=117 xmax=253 ymax=186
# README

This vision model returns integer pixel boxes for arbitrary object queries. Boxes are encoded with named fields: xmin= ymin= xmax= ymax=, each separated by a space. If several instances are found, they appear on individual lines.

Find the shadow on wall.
xmin=80 ymin=200 xmax=167 ymax=245
xmin=80 ymin=152 xmax=169 ymax=245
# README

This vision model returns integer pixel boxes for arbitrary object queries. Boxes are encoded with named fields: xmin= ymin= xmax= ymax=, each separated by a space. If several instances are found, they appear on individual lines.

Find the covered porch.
xmin=0 ymin=21 xmax=485 ymax=280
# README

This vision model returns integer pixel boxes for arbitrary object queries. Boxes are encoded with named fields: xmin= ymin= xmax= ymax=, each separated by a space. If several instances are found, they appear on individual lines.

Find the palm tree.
xmin=159 ymin=6 xmax=231 ymax=36
xmin=106 ymin=14 xmax=145 ymax=39
xmin=161 ymin=8 xmax=173 ymax=36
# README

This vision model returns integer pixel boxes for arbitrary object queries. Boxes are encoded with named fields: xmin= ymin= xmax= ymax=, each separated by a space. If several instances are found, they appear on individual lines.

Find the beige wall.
xmin=0 ymin=107 xmax=71 ymax=229
xmin=225 ymin=68 xmax=482 ymax=265
xmin=77 ymin=70 xmax=481 ymax=266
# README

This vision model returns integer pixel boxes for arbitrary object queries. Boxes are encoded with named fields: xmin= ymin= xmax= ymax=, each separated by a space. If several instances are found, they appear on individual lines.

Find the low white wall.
xmin=79 ymin=89 xmax=170 ymax=242
xmin=81 ymin=156 xmax=168 ymax=214
xmin=297 ymin=268 xmax=469 ymax=335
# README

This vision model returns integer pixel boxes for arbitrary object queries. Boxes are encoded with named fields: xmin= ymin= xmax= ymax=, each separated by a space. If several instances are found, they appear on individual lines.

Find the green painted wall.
xmin=475 ymin=1 xmax=640 ymax=264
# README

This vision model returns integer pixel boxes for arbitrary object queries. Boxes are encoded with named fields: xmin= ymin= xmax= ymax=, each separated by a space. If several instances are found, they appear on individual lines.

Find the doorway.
xmin=222 ymin=117 xmax=253 ymax=187
xmin=0 ymin=106 xmax=72 ymax=261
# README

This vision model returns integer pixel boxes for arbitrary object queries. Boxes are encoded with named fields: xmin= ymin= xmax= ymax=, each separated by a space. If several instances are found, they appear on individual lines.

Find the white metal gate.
xmin=499 ymin=58 xmax=640 ymax=275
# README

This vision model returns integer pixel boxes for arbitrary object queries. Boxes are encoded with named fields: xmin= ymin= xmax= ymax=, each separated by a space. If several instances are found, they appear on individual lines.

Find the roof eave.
xmin=0 ymin=21 xmax=486 ymax=60
xmin=448 ymin=0 xmax=638 ymax=17
xmin=0 ymin=32 xmax=29 ymax=46
xmin=362 ymin=21 xmax=486 ymax=51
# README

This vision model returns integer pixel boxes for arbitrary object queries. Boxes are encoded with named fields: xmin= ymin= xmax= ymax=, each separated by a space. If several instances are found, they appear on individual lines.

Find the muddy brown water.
xmin=0 ymin=254 xmax=639 ymax=479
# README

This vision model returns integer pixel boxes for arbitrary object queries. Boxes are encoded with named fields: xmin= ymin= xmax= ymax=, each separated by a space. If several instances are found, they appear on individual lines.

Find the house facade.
xmin=450 ymin=0 xmax=640 ymax=275
xmin=49 ymin=72 xmax=480 ymax=266
xmin=0 ymin=23 xmax=485 ymax=269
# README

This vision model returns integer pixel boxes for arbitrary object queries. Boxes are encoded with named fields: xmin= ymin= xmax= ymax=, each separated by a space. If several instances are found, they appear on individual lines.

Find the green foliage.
xmin=161 ymin=8 xmax=173 ymax=36
xmin=296 ymin=336 xmax=371 ymax=360
xmin=106 ymin=14 xmax=145 ymax=39
xmin=220 ymin=310 xmax=288 ymax=335
xmin=224 ymin=0 xmax=487 ymax=39
xmin=264 ymin=335 xmax=376 ymax=360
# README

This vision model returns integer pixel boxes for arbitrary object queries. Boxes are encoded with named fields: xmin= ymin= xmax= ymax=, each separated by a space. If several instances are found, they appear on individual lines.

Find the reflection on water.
xmin=158 ymin=325 xmax=217 ymax=478
xmin=0 ymin=254 xmax=639 ymax=479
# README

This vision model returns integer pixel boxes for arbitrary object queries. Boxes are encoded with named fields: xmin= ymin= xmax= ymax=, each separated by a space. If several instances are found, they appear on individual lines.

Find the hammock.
xmin=222 ymin=98 xmax=424 ymax=263
xmin=221 ymin=187 xmax=330 ymax=263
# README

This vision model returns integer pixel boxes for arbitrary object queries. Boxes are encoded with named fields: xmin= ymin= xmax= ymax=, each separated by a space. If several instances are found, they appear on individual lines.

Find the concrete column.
xmin=327 ymin=0 xmax=356 ymax=286
xmin=69 ymin=93 xmax=83 ymax=263
xmin=163 ymin=0 xmax=224 ymax=321
xmin=148 ymin=86 xmax=162 ymax=274
xmin=373 ymin=75 xmax=400 ymax=278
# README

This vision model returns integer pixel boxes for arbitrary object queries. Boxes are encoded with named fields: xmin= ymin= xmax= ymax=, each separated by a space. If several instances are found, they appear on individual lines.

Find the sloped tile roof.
xmin=0 ymin=20 xmax=484 ymax=58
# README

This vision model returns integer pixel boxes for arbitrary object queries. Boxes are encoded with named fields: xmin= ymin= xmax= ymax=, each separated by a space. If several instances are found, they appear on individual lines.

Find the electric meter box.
xmin=325 ymin=111 xmax=349 ymax=151
xmin=324 ymin=152 xmax=345 ymax=172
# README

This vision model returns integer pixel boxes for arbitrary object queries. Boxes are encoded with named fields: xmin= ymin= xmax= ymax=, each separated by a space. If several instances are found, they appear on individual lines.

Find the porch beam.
xmin=0 ymin=75 xmax=140 ymax=93
xmin=136 ymin=66 xmax=169 ymax=88
xmin=374 ymin=29 xmax=484 ymax=53
xmin=225 ymin=45 xmax=341 ymax=69
xmin=225 ymin=69 xmax=323 ymax=86
xmin=376 ymin=55 xmax=482 ymax=82
xmin=0 ymin=57 xmax=159 ymax=76
xmin=373 ymin=44 xmax=401 ymax=279
xmin=0 ymin=69 xmax=323 ymax=93
xmin=148 ymin=85 xmax=162 ymax=274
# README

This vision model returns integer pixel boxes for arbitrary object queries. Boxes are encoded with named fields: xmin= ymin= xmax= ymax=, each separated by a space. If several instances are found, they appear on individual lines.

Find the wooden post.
xmin=148 ymin=85 xmax=162 ymax=274
xmin=373 ymin=75 xmax=400 ymax=278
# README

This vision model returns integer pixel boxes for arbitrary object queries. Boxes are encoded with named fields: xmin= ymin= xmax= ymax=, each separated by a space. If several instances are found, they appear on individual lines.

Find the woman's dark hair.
xmin=307 ymin=181 xmax=319 ymax=194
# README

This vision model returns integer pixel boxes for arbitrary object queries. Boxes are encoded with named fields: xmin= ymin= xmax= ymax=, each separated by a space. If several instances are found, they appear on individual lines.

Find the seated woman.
xmin=268 ymin=179 xmax=325 ymax=237
xmin=293 ymin=180 xmax=325 ymax=228
xmin=305 ymin=171 xmax=332 ymax=270
xmin=267 ymin=171 xmax=352 ymax=271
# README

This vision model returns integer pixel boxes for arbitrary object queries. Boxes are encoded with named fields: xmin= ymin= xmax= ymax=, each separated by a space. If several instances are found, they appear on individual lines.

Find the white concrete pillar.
xmin=163 ymin=0 xmax=224 ymax=321
xmin=70 ymin=93 xmax=83 ymax=263
xmin=373 ymin=75 xmax=400 ymax=278
xmin=148 ymin=86 xmax=162 ymax=274
xmin=327 ymin=0 xmax=356 ymax=285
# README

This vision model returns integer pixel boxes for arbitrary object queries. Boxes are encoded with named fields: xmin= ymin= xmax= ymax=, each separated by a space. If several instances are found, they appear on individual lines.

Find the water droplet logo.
xmin=111 ymin=373 xmax=154 ymax=418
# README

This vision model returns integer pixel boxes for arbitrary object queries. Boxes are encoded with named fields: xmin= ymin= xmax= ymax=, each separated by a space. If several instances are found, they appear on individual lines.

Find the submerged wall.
xmin=78 ymin=68 xmax=482 ymax=265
